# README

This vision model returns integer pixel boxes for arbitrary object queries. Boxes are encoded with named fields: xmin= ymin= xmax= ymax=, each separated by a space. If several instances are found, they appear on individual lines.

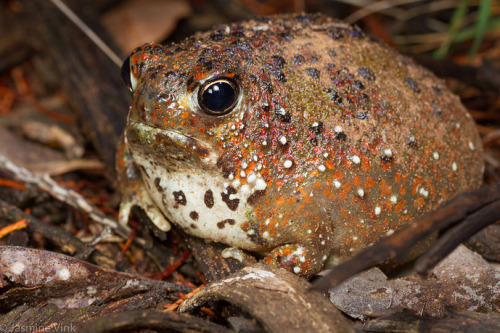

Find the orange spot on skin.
xmin=339 ymin=183 xmax=352 ymax=200
xmin=310 ymin=170 xmax=319 ymax=177
xmin=313 ymin=181 xmax=321 ymax=188
xmin=333 ymin=171 xmax=344 ymax=180
xmin=140 ymin=53 xmax=149 ymax=60
xmin=411 ymin=176 xmax=423 ymax=196
xmin=299 ymin=204 xmax=306 ymax=210
xmin=181 ymin=111 xmax=189 ymax=119
xmin=295 ymin=175 xmax=304 ymax=183
xmin=394 ymin=198 xmax=405 ymax=212
xmin=364 ymin=177 xmax=376 ymax=190
xmin=379 ymin=180 xmax=392 ymax=196
xmin=325 ymin=160 xmax=335 ymax=169
xmin=353 ymin=176 xmax=360 ymax=187
xmin=414 ymin=197 xmax=425 ymax=209
xmin=286 ymin=197 xmax=296 ymax=205
xmin=361 ymin=157 xmax=370 ymax=172
xmin=276 ymin=179 xmax=284 ymax=189
xmin=399 ymin=186 xmax=406 ymax=195
xmin=395 ymin=172 xmax=401 ymax=183
xmin=195 ymin=72 xmax=208 ymax=80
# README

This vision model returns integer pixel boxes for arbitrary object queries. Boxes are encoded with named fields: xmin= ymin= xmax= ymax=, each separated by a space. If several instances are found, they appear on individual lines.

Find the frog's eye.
xmin=121 ymin=57 xmax=137 ymax=92
xmin=197 ymin=78 xmax=240 ymax=116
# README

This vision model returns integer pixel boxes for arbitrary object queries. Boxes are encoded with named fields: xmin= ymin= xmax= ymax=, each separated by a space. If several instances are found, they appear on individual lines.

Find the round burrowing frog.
xmin=117 ymin=13 xmax=483 ymax=277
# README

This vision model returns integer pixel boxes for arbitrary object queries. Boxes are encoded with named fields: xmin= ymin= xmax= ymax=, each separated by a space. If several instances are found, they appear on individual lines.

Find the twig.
xmin=0 ymin=218 xmax=27 ymax=239
xmin=0 ymin=153 xmax=131 ymax=239
xmin=0 ymin=199 xmax=126 ymax=270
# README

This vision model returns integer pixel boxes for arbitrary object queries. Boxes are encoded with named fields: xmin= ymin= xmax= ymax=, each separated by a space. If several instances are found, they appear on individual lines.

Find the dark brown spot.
xmin=308 ymin=122 xmax=324 ymax=134
xmin=408 ymin=137 xmax=418 ymax=148
xmin=204 ymin=190 xmax=214 ymax=208
xmin=405 ymin=78 xmax=421 ymax=93
xmin=173 ymin=191 xmax=186 ymax=206
xmin=271 ymin=55 xmax=286 ymax=68
xmin=335 ymin=132 xmax=347 ymax=141
xmin=190 ymin=223 xmax=198 ymax=229
xmin=328 ymin=89 xmax=343 ymax=105
xmin=154 ymin=178 xmax=163 ymax=192
xmin=293 ymin=55 xmax=305 ymax=65
xmin=274 ymin=108 xmax=291 ymax=123
xmin=190 ymin=211 xmax=199 ymax=220
xmin=247 ymin=190 xmax=267 ymax=205
xmin=381 ymin=155 xmax=394 ymax=163
xmin=217 ymin=219 xmax=236 ymax=229
xmin=358 ymin=67 xmax=376 ymax=82
xmin=305 ymin=68 xmax=320 ymax=79
xmin=221 ymin=186 xmax=240 ymax=211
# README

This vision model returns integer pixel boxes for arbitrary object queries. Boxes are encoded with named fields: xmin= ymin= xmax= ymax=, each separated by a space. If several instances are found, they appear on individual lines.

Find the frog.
xmin=117 ymin=13 xmax=483 ymax=278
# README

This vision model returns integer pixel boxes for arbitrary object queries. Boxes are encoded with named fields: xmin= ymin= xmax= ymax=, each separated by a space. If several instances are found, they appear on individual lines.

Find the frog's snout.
xmin=126 ymin=121 xmax=217 ymax=164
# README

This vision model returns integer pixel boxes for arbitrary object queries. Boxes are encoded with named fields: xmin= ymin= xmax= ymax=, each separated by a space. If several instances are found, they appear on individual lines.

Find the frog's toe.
xmin=221 ymin=247 xmax=257 ymax=265
xmin=118 ymin=190 xmax=171 ymax=232
xmin=263 ymin=244 xmax=327 ymax=278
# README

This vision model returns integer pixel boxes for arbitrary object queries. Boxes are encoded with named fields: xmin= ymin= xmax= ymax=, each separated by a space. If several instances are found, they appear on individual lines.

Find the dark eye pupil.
xmin=199 ymin=79 xmax=238 ymax=115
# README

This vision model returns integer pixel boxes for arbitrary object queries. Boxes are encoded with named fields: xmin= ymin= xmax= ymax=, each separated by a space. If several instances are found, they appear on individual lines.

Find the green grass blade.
xmin=434 ymin=0 xmax=471 ymax=59
xmin=468 ymin=0 xmax=492 ymax=61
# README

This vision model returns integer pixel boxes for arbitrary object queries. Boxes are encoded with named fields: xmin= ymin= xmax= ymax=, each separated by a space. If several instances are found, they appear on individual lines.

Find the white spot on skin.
xmin=58 ymin=268 xmax=71 ymax=280
xmin=333 ymin=180 xmax=341 ymax=188
xmin=351 ymin=155 xmax=361 ymax=164
xmin=283 ymin=160 xmax=293 ymax=168
xmin=357 ymin=188 xmax=364 ymax=197
xmin=419 ymin=187 xmax=429 ymax=197
xmin=279 ymin=136 xmax=287 ymax=145
xmin=240 ymin=170 xmax=246 ymax=177
xmin=375 ymin=206 xmax=381 ymax=215
xmin=255 ymin=178 xmax=267 ymax=190
xmin=265 ymin=218 xmax=270 ymax=226
xmin=232 ymin=179 xmax=241 ymax=188
xmin=433 ymin=152 xmax=439 ymax=160
xmin=334 ymin=126 xmax=342 ymax=132
xmin=10 ymin=262 xmax=25 ymax=275
xmin=318 ymin=165 xmax=326 ymax=172
xmin=247 ymin=173 xmax=256 ymax=183
xmin=228 ymin=173 xmax=234 ymax=180
xmin=353 ymin=236 xmax=358 ymax=241
xmin=456 ymin=123 xmax=461 ymax=129
xmin=469 ymin=141 xmax=475 ymax=150
xmin=383 ymin=149 xmax=393 ymax=157
xmin=308 ymin=229 xmax=312 ymax=234
xmin=452 ymin=162 xmax=458 ymax=172
xmin=390 ymin=195 xmax=397 ymax=203
xmin=262 ymin=231 xmax=269 ymax=239
xmin=293 ymin=267 xmax=301 ymax=274
xmin=323 ymin=153 xmax=329 ymax=158
xmin=241 ymin=162 xmax=248 ymax=169
xmin=386 ymin=229 xmax=395 ymax=236
xmin=262 ymin=141 xmax=267 ymax=146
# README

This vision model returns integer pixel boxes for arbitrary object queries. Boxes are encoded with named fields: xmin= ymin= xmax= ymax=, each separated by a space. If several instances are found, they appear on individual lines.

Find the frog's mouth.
xmin=126 ymin=121 xmax=217 ymax=164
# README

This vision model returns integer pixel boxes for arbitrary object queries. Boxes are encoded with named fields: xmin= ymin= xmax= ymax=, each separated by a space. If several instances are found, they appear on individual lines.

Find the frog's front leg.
xmin=116 ymin=135 xmax=171 ymax=231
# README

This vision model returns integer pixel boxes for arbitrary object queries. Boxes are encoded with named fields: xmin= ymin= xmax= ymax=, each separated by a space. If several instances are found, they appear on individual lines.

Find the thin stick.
xmin=48 ymin=0 xmax=122 ymax=68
